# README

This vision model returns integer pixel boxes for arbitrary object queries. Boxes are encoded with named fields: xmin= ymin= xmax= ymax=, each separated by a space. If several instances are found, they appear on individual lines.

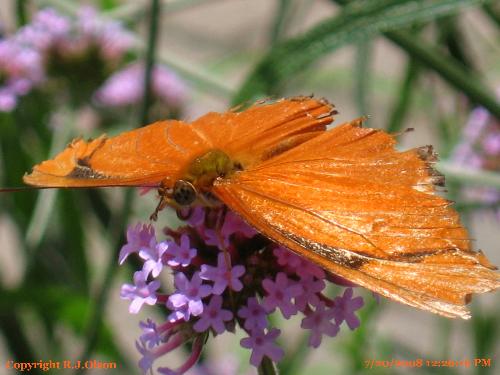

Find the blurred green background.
xmin=0 ymin=0 xmax=499 ymax=374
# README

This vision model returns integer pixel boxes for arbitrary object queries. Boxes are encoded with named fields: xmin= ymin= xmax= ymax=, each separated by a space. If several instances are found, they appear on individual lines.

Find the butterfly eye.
xmin=173 ymin=180 xmax=197 ymax=206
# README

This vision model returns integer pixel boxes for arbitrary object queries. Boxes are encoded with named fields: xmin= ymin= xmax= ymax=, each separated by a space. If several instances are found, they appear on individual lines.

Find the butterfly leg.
xmin=150 ymin=180 xmax=174 ymax=221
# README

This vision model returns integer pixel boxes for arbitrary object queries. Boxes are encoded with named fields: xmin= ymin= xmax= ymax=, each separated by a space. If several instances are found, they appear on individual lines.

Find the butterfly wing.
xmin=190 ymin=97 xmax=335 ymax=169
xmin=214 ymin=120 xmax=500 ymax=319
xmin=24 ymin=98 xmax=335 ymax=188
xmin=23 ymin=120 xmax=214 ymax=188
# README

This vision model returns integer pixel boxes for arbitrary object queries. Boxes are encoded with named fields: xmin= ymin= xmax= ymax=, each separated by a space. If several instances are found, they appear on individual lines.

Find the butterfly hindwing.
xmin=214 ymin=120 xmax=500 ymax=318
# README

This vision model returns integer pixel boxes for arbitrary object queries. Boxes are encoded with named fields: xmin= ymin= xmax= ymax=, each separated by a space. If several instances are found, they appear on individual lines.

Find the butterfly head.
xmin=150 ymin=149 xmax=243 ymax=221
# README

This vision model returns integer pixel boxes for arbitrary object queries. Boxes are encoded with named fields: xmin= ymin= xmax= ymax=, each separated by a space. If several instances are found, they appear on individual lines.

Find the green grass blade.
xmin=233 ymin=0 xmax=489 ymax=104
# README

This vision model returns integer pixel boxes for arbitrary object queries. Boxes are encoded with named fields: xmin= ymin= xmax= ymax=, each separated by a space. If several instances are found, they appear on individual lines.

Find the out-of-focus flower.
xmin=0 ymin=6 xmax=136 ymax=111
xmin=94 ymin=62 xmax=187 ymax=108
xmin=451 ymin=92 xmax=500 ymax=217
xmin=0 ymin=39 xmax=44 ymax=111
xmin=119 ymin=206 xmax=365 ymax=374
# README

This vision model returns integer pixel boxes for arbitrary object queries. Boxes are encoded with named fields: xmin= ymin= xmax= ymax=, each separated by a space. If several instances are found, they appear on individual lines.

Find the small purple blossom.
xmin=294 ymin=275 xmax=326 ymax=310
xmin=301 ymin=302 xmax=339 ymax=348
xmin=119 ymin=223 xmax=156 ymax=265
xmin=262 ymin=272 xmax=302 ymax=318
xmin=332 ymin=288 xmax=364 ymax=329
xmin=139 ymin=319 xmax=162 ymax=349
xmin=240 ymin=328 xmax=284 ymax=367
xmin=163 ymin=234 xmax=197 ymax=267
xmin=200 ymin=252 xmax=245 ymax=295
xmin=95 ymin=63 xmax=186 ymax=107
xmin=238 ymin=297 xmax=268 ymax=331
xmin=167 ymin=272 xmax=212 ymax=321
xmin=120 ymin=271 xmax=160 ymax=314
xmin=204 ymin=211 xmax=256 ymax=248
xmin=193 ymin=295 xmax=233 ymax=334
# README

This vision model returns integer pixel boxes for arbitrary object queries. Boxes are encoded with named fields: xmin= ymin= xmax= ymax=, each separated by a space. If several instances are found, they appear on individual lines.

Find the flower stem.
xmin=258 ymin=357 xmax=280 ymax=375
xmin=437 ymin=162 xmax=500 ymax=189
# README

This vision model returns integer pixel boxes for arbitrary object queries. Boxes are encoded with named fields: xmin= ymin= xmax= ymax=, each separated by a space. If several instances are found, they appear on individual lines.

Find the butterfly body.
xmin=18 ymin=97 xmax=500 ymax=319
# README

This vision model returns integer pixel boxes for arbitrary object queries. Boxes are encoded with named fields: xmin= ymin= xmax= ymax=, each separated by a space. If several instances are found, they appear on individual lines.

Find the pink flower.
xmin=332 ymin=288 xmax=364 ymax=329
xmin=262 ymin=272 xmax=302 ymax=318
xmin=193 ymin=295 xmax=233 ymax=334
xmin=120 ymin=271 xmax=160 ymax=314
xmin=294 ymin=275 xmax=325 ymax=310
xmin=167 ymin=272 xmax=212 ymax=321
xmin=139 ymin=319 xmax=162 ymax=349
xmin=238 ymin=297 xmax=268 ymax=331
xmin=200 ymin=252 xmax=245 ymax=295
xmin=301 ymin=301 xmax=339 ymax=348
xmin=204 ymin=211 xmax=256 ymax=248
xmin=119 ymin=223 xmax=156 ymax=264
xmin=240 ymin=328 xmax=284 ymax=367
xmin=95 ymin=63 xmax=186 ymax=107
xmin=163 ymin=234 xmax=197 ymax=267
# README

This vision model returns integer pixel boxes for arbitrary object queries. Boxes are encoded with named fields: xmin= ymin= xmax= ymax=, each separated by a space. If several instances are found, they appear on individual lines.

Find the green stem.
xmin=270 ymin=0 xmax=293 ymax=45
xmin=140 ymin=0 xmax=161 ymax=125
xmin=16 ymin=0 xmax=29 ymax=26
xmin=437 ymin=162 xmax=500 ymax=189
xmin=386 ymin=58 xmax=420 ymax=133
xmin=385 ymin=30 xmax=500 ymax=119
xmin=258 ymin=356 xmax=280 ymax=375
xmin=25 ymin=109 xmax=75 ymax=250
xmin=483 ymin=3 xmax=500 ymax=28
xmin=354 ymin=38 xmax=373 ymax=118
xmin=74 ymin=1 xmax=162 ymax=371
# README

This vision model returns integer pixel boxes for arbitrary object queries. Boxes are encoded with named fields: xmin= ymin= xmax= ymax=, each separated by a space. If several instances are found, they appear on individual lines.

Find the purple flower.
xmin=204 ymin=211 xmax=256 ymax=248
xmin=193 ymin=295 xmax=233 ymax=334
xmin=136 ymin=339 xmax=156 ymax=374
xmin=119 ymin=224 xmax=156 ymax=265
xmin=273 ymin=246 xmax=301 ymax=268
xmin=294 ymin=275 xmax=325 ymax=310
xmin=163 ymin=234 xmax=197 ymax=267
xmin=483 ymin=133 xmax=500 ymax=155
xmin=294 ymin=257 xmax=326 ymax=279
xmin=238 ymin=297 xmax=268 ymax=331
xmin=140 ymin=241 xmax=169 ymax=278
xmin=240 ymin=328 xmax=284 ymax=367
xmin=332 ymin=288 xmax=364 ymax=329
xmin=464 ymin=107 xmax=490 ymax=141
xmin=301 ymin=301 xmax=339 ymax=348
xmin=0 ymin=90 xmax=17 ymax=112
xmin=139 ymin=319 xmax=162 ymax=349
xmin=120 ymin=271 xmax=160 ymax=314
xmin=200 ymin=252 xmax=245 ymax=295
xmin=186 ymin=206 xmax=205 ymax=227
xmin=262 ymin=272 xmax=302 ymax=318
xmin=167 ymin=272 xmax=212 ymax=322
xmin=95 ymin=63 xmax=186 ymax=107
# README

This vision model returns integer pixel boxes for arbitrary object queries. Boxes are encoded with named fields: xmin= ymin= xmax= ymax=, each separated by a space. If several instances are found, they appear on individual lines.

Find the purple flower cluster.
xmin=94 ymin=62 xmax=187 ymax=108
xmin=0 ymin=7 xmax=135 ymax=111
xmin=119 ymin=207 xmax=364 ymax=374
xmin=451 ymin=92 xmax=500 ymax=218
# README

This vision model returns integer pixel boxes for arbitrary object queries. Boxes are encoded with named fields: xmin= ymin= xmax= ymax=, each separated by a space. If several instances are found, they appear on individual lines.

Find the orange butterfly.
xmin=20 ymin=97 xmax=500 ymax=319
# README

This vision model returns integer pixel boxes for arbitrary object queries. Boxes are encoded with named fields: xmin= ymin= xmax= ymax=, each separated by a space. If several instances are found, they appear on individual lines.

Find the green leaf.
xmin=385 ymin=30 xmax=500 ymax=118
xmin=233 ymin=0 xmax=489 ymax=104
xmin=386 ymin=58 xmax=420 ymax=133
